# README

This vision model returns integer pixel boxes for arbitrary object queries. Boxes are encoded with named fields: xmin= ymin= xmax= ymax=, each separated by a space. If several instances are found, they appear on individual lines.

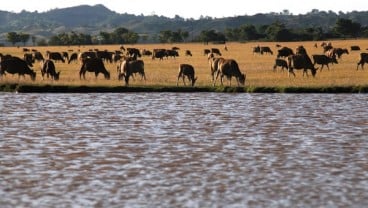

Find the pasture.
xmin=0 ymin=39 xmax=367 ymax=89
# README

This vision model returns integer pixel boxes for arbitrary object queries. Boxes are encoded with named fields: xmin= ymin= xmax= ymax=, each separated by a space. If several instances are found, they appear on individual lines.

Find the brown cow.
xmin=312 ymin=54 xmax=338 ymax=71
xmin=214 ymin=59 xmax=246 ymax=86
xmin=177 ymin=64 xmax=197 ymax=86
xmin=208 ymin=53 xmax=225 ymax=81
xmin=118 ymin=59 xmax=145 ymax=85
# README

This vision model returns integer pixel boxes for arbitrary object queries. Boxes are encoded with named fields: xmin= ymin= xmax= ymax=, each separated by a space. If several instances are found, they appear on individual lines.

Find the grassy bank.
xmin=1 ymin=83 xmax=368 ymax=93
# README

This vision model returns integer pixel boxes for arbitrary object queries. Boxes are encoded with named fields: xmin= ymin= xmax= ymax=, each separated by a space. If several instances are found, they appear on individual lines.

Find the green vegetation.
xmin=1 ymin=5 xmax=368 ymax=45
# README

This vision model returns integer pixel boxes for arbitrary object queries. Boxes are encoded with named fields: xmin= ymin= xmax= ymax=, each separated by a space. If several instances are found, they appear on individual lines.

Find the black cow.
xmin=211 ymin=48 xmax=222 ymax=56
xmin=117 ymin=60 xmax=145 ymax=85
xmin=287 ymin=54 xmax=318 ymax=77
xmin=46 ymin=52 xmax=65 ymax=63
xmin=79 ymin=58 xmax=110 ymax=80
xmin=33 ymin=51 xmax=44 ymax=62
xmin=152 ymin=49 xmax=166 ymax=60
xmin=277 ymin=47 xmax=294 ymax=58
xmin=126 ymin=48 xmax=142 ymax=59
xmin=177 ymin=64 xmax=197 ymax=86
xmin=68 ymin=53 xmax=78 ymax=64
xmin=357 ymin=53 xmax=368 ymax=70
xmin=165 ymin=49 xmax=179 ymax=58
xmin=214 ymin=59 xmax=246 ymax=86
xmin=351 ymin=46 xmax=361 ymax=51
xmin=260 ymin=46 xmax=273 ymax=55
xmin=41 ymin=60 xmax=60 ymax=80
xmin=203 ymin=49 xmax=211 ymax=56
xmin=312 ymin=54 xmax=338 ymax=71
xmin=273 ymin=58 xmax=288 ymax=72
xmin=0 ymin=57 xmax=36 ymax=81
xmin=333 ymin=48 xmax=349 ymax=59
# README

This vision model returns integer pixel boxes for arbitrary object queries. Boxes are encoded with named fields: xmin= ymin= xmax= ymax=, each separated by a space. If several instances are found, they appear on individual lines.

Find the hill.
xmin=0 ymin=5 xmax=367 ymax=44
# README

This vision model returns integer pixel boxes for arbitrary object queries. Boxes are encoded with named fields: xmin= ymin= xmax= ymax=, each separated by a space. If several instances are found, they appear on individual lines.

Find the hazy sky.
xmin=2 ymin=0 xmax=367 ymax=19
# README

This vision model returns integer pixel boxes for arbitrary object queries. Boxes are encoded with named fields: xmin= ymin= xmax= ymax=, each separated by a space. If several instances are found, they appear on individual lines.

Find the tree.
xmin=334 ymin=18 xmax=361 ymax=38
xmin=19 ymin=33 xmax=30 ymax=46
xmin=7 ymin=32 xmax=20 ymax=46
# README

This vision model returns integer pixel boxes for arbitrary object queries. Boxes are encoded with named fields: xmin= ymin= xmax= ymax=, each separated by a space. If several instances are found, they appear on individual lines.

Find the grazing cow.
xmin=312 ymin=54 xmax=338 ymax=71
xmin=117 ymin=60 xmax=145 ymax=85
xmin=260 ymin=46 xmax=273 ymax=55
xmin=0 ymin=57 xmax=36 ymax=81
xmin=177 ymin=64 xmax=197 ymax=86
xmin=46 ymin=51 xmax=65 ymax=63
xmin=357 ymin=53 xmax=368 ymax=70
xmin=351 ymin=46 xmax=361 ymax=51
xmin=79 ymin=58 xmax=110 ymax=80
xmin=277 ymin=47 xmax=294 ymax=58
xmin=208 ymin=53 xmax=225 ymax=81
xmin=211 ymin=48 xmax=222 ymax=56
xmin=41 ymin=59 xmax=60 ymax=80
xmin=273 ymin=58 xmax=288 ymax=72
xmin=141 ymin=49 xmax=152 ymax=56
xmin=287 ymin=54 xmax=318 ymax=77
xmin=68 ymin=53 xmax=78 ymax=64
xmin=33 ymin=51 xmax=44 ymax=62
xmin=214 ymin=59 xmax=246 ymax=86
xmin=185 ymin=50 xmax=192 ymax=56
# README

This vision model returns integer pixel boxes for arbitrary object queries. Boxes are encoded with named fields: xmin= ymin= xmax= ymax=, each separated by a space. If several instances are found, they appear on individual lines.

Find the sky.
xmin=2 ymin=0 xmax=368 ymax=19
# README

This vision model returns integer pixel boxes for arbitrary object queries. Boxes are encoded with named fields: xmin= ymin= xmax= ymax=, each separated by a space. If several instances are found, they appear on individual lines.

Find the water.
xmin=0 ymin=92 xmax=367 ymax=207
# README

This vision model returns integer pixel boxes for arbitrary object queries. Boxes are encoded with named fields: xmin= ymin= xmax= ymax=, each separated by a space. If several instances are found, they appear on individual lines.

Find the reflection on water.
xmin=1 ymin=93 xmax=368 ymax=207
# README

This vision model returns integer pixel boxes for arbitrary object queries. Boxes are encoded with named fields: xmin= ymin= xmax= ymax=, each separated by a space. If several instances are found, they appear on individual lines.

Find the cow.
xmin=41 ymin=59 xmax=60 ymax=80
xmin=23 ymin=53 xmax=34 ymax=67
xmin=252 ymin=46 xmax=261 ymax=55
xmin=260 ymin=46 xmax=273 ymax=55
xmin=273 ymin=58 xmax=288 ymax=72
xmin=211 ymin=48 xmax=222 ymax=56
xmin=333 ymin=48 xmax=349 ymax=59
xmin=46 ymin=51 xmax=65 ymax=63
xmin=312 ymin=54 xmax=338 ymax=71
xmin=33 ymin=51 xmax=44 ymax=62
xmin=277 ymin=47 xmax=294 ymax=58
xmin=68 ymin=53 xmax=78 ymax=64
xmin=165 ymin=49 xmax=179 ymax=59
xmin=208 ymin=53 xmax=225 ymax=81
xmin=79 ymin=58 xmax=110 ymax=80
xmin=126 ymin=48 xmax=142 ymax=59
xmin=351 ymin=46 xmax=361 ymax=51
xmin=152 ymin=49 xmax=166 ymax=60
xmin=0 ymin=57 xmax=36 ymax=81
xmin=357 ymin=53 xmax=368 ymax=70
xmin=203 ymin=49 xmax=211 ymax=56
xmin=214 ymin=59 xmax=246 ymax=86
xmin=185 ymin=50 xmax=192 ymax=56
xmin=177 ymin=64 xmax=197 ymax=86
xmin=117 ymin=60 xmax=145 ymax=85
xmin=287 ymin=54 xmax=318 ymax=77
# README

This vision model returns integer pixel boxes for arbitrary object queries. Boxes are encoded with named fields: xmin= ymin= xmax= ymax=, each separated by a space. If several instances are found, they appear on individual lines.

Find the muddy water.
xmin=1 ymin=93 xmax=368 ymax=207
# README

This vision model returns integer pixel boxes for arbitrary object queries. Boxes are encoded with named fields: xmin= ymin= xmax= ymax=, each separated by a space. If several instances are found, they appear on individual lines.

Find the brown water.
xmin=1 ymin=93 xmax=368 ymax=207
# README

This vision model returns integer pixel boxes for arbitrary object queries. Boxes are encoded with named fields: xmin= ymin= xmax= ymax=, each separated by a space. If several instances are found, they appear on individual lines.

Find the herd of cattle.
xmin=0 ymin=42 xmax=367 ymax=86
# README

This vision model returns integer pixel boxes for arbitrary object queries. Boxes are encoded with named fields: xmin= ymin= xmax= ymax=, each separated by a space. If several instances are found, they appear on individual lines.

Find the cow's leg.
xmin=213 ymin=71 xmax=220 ymax=86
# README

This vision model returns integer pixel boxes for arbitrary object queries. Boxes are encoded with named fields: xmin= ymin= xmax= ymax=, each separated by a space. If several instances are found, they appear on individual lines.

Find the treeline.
xmin=6 ymin=18 xmax=368 ymax=46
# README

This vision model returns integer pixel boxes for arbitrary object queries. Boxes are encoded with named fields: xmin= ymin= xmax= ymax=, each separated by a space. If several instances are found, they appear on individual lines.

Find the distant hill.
xmin=0 ymin=4 xmax=367 ymax=45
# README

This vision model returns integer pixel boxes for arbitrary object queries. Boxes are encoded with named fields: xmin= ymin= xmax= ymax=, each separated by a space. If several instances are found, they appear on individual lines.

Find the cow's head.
xmin=54 ymin=71 xmax=60 ymax=81
xmin=238 ymin=73 xmax=246 ymax=85
xmin=311 ymin=67 xmax=318 ymax=77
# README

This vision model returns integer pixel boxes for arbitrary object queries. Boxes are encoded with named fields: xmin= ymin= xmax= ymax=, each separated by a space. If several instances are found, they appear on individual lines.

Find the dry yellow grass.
xmin=1 ymin=39 xmax=367 ymax=87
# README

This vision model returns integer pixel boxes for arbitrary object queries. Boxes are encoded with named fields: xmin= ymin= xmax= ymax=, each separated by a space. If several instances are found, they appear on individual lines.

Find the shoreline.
xmin=1 ymin=84 xmax=368 ymax=93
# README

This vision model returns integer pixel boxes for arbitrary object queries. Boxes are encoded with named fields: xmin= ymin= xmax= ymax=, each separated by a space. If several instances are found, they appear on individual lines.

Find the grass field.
xmin=0 ymin=39 xmax=367 ymax=90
